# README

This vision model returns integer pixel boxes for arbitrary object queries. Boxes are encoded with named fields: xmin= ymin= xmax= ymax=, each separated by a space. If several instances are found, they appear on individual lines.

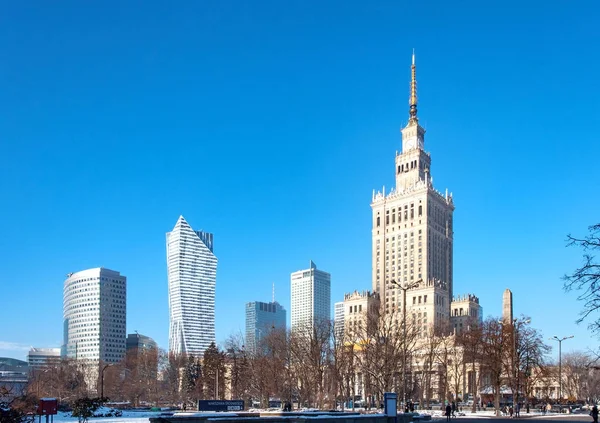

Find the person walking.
xmin=590 ymin=404 xmax=598 ymax=423
xmin=446 ymin=403 xmax=452 ymax=422
xmin=451 ymin=401 xmax=456 ymax=417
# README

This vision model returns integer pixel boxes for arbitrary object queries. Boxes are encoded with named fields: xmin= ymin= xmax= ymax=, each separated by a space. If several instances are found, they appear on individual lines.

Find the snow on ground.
xmin=52 ymin=410 xmax=163 ymax=423
xmin=49 ymin=408 xmax=584 ymax=423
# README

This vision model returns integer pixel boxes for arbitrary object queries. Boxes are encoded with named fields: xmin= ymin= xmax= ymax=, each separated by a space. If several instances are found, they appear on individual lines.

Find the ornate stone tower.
xmin=371 ymin=52 xmax=455 ymax=332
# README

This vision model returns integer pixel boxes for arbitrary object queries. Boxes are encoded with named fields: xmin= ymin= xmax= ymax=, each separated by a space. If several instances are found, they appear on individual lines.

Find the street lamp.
xmin=390 ymin=278 xmax=422 ymax=410
xmin=100 ymin=363 xmax=113 ymax=399
xmin=549 ymin=335 xmax=574 ymax=407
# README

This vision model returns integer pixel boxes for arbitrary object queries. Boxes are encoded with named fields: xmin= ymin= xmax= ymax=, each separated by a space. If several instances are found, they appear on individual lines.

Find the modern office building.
xmin=126 ymin=333 xmax=158 ymax=377
xmin=334 ymin=301 xmax=345 ymax=339
xmin=27 ymin=348 xmax=61 ymax=370
xmin=62 ymin=268 xmax=127 ymax=363
xmin=290 ymin=261 xmax=331 ymax=331
xmin=126 ymin=333 xmax=157 ymax=353
xmin=167 ymin=215 xmax=217 ymax=356
xmin=371 ymin=53 xmax=454 ymax=329
xmin=245 ymin=301 xmax=286 ymax=352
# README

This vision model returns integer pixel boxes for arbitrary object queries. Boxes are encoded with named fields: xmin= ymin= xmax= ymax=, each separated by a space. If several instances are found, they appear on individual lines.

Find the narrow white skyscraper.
xmin=290 ymin=260 xmax=331 ymax=330
xmin=167 ymin=216 xmax=217 ymax=356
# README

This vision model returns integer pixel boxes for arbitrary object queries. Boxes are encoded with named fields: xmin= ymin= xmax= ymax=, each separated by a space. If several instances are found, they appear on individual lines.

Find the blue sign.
xmin=198 ymin=400 xmax=244 ymax=412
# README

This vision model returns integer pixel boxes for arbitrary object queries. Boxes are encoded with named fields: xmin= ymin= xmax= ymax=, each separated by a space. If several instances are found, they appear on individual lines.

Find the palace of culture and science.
xmin=339 ymin=53 xmax=482 ymax=336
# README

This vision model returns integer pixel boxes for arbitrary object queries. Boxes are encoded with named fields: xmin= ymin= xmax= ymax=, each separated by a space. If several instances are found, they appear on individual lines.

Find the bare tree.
xmin=480 ymin=318 xmax=505 ymax=415
xmin=330 ymin=323 xmax=355 ymax=410
xmin=457 ymin=319 xmax=484 ymax=412
xmin=563 ymin=223 xmax=600 ymax=334
xmin=224 ymin=333 xmax=251 ymax=402
xmin=419 ymin=326 xmax=443 ymax=408
xmin=435 ymin=332 xmax=454 ymax=403
xmin=562 ymin=352 xmax=589 ymax=400
xmin=289 ymin=319 xmax=332 ymax=409
xmin=162 ymin=351 xmax=188 ymax=406
xmin=121 ymin=345 xmax=159 ymax=406
xmin=516 ymin=321 xmax=550 ymax=407
xmin=448 ymin=337 xmax=465 ymax=403
xmin=203 ymin=342 xmax=226 ymax=401
xmin=346 ymin=303 xmax=419 ymax=407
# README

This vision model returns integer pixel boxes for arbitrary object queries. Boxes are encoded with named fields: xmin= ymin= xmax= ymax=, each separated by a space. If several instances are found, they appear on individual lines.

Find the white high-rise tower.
xmin=167 ymin=216 xmax=217 ymax=356
xmin=290 ymin=260 xmax=331 ymax=331
xmin=371 ymin=53 xmax=455 ymax=332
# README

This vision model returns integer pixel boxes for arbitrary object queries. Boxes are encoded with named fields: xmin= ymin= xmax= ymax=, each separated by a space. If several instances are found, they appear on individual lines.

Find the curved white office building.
xmin=167 ymin=216 xmax=217 ymax=356
xmin=62 ymin=268 xmax=126 ymax=363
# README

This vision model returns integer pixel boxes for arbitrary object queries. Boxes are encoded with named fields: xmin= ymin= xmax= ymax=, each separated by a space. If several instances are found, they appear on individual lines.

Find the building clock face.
xmin=406 ymin=138 xmax=416 ymax=150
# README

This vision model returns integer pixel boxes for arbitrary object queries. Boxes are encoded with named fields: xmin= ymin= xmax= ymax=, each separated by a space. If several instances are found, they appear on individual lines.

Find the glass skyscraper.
xmin=167 ymin=215 xmax=217 ymax=356
xmin=245 ymin=301 xmax=286 ymax=353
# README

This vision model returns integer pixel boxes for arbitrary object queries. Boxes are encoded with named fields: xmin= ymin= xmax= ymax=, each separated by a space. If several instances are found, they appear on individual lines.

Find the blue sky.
xmin=1 ymin=1 xmax=599 ymax=361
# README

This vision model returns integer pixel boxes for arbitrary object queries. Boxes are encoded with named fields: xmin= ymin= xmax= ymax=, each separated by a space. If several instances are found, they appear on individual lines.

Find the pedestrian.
xmin=452 ymin=401 xmax=456 ymax=417
xmin=410 ymin=402 xmax=415 ymax=413
xmin=590 ymin=404 xmax=598 ymax=423
xmin=509 ymin=406 xmax=513 ymax=418
xmin=446 ymin=403 xmax=452 ymax=422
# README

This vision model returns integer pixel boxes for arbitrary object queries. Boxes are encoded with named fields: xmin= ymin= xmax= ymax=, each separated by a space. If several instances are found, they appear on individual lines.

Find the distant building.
xmin=290 ymin=261 xmax=331 ymax=331
xmin=126 ymin=333 xmax=158 ymax=379
xmin=62 ymin=268 xmax=127 ymax=364
xmin=450 ymin=294 xmax=482 ymax=334
xmin=343 ymin=290 xmax=379 ymax=341
xmin=167 ymin=215 xmax=217 ymax=356
xmin=126 ymin=333 xmax=157 ymax=353
xmin=0 ymin=358 xmax=28 ymax=399
xmin=245 ymin=301 xmax=286 ymax=352
xmin=27 ymin=348 xmax=60 ymax=370
xmin=334 ymin=302 xmax=345 ymax=339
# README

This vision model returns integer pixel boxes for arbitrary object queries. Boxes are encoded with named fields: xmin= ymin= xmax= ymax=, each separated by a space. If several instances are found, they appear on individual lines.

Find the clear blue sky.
xmin=1 ymin=1 xmax=599 ymax=361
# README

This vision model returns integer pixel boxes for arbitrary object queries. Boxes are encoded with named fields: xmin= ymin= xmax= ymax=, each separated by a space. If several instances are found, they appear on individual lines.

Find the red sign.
xmin=37 ymin=398 xmax=58 ymax=415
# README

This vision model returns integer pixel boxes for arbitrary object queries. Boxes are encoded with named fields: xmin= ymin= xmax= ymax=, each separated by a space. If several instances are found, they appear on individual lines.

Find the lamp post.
xmin=550 ymin=335 xmax=574 ymax=407
xmin=390 ymin=278 xmax=421 ymax=410
xmin=100 ymin=363 xmax=112 ymax=399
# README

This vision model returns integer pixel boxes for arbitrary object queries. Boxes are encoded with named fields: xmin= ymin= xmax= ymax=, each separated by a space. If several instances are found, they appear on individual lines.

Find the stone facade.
xmin=502 ymin=288 xmax=513 ymax=323
xmin=450 ymin=294 xmax=482 ymax=334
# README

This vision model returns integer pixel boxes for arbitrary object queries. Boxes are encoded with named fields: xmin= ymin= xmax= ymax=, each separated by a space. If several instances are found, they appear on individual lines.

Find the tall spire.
xmin=409 ymin=49 xmax=418 ymax=125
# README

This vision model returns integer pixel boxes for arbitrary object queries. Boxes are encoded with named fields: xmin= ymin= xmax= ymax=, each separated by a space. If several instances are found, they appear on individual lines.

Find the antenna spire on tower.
xmin=409 ymin=49 xmax=418 ymax=124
